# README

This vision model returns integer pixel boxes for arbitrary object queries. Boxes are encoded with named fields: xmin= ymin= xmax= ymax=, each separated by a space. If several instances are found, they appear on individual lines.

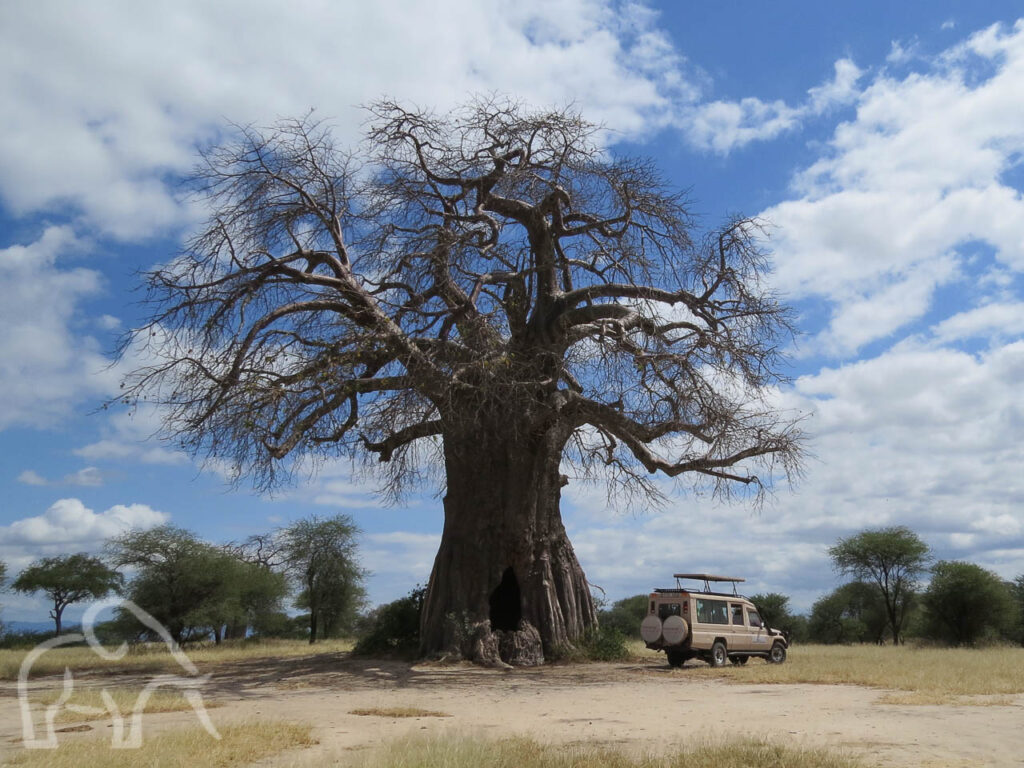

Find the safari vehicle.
xmin=640 ymin=573 xmax=788 ymax=668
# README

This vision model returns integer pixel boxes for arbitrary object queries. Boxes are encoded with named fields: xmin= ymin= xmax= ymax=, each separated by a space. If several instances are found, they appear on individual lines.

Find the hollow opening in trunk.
xmin=489 ymin=566 xmax=522 ymax=631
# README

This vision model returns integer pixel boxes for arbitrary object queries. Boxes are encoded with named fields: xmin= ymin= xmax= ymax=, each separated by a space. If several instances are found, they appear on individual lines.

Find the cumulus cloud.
xmin=0 ymin=498 xmax=168 ymax=572
xmin=74 ymin=406 xmax=188 ymax=466
xmin=0 ymin=0 xmax=697 ymax=239
xmin=558 ymin=336 xmax=1024 ymax=611
xmin=682 ymin=57 xmax=864 ymax=154
xmin=931 ymin=302 xmax=1024 ymax=343
xmin=767 ymin=20 xmax=1024 ymax=356
xmin=0 ymin=228 xmax=118 ymax=430
xmin=684 ymin=98 xmax=803 ymax=154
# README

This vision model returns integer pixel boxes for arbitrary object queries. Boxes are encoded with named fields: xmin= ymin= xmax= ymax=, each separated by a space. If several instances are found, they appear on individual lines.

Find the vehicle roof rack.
xmin=672 ymin=573 xmax=746 ymax=595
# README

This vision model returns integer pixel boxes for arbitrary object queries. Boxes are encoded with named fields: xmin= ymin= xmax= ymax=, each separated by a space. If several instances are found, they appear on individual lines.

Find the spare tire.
xmin=662 ymin=615 xmax=688 ymax=645
xmin=640 ymin=614 xmax=663 ymax=643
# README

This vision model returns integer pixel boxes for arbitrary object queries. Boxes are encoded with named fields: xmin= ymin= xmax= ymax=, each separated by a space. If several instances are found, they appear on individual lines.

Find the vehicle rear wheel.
xmin=768 ymin=643 xmax=787 ymax=664
xmin=709 ymin=641 xmax=728 ymax=668
xmin=666 ymin=649 xmax=686 ymax=668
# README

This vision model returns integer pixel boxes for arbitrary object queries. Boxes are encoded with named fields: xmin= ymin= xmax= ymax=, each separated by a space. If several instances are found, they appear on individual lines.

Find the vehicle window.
xmin=658 ymin=603 xmax=681 ymax=619
xmin=650 ymin=601 xmax=655 ymax=614
xmin=748 ymin=610 xmax=762 ymax=628
xmin=696 ymin=599 xmax=729 ymax=625
xmin=730 ymin=604 xmax=744 ymax=626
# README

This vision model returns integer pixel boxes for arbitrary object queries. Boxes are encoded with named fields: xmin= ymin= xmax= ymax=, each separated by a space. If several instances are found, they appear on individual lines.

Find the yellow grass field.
xmin=628 ymin=640 xmax=1024 ymax=701
xmin=0 ymin=638 xmax=354 ymax=681
xmin=8 ymin=721 xmax=315 ymax=768
xmin=31 ymin=687 xmax=224 ymax=723
xmin=350 ymin=733 xmax=866 ymax=768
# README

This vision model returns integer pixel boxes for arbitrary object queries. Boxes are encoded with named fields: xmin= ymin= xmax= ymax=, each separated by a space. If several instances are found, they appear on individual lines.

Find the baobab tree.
xmin=123 ymin=98 xmax=803 ymax=665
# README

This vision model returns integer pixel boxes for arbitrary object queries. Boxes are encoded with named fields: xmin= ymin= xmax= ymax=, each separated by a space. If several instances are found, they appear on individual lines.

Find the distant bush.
xmin=352 ymin=587 xmax=425 ymax=658
xmin=580 ymin=625 xmax=629 ymax=661
xmin=597 ymin=594 xmax=648 ymax=638
xmin=250 ymin=611 xmax=310 ymax=640
xmin=0 ymin=629 xmax=67 ymax=650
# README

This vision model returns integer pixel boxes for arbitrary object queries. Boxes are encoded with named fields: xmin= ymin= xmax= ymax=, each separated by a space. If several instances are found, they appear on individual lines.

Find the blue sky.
xmin=2 ymin=1 xmax=1024 ymax=623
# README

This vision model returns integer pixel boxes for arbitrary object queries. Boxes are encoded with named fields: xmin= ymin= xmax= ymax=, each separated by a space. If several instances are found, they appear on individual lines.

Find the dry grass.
xmin=31 ymin=687 xmax=223 ymax=723
xmin=675 ymin=643 xmax=1024 ymax=700
xmin=350 ymin=707 xmax=451 ymax=718
xmin=625 ymin=639 xmax=665 ymax=660
xmin=1 ymin=638 xmax=354 ymax=680
xmin=876 ymin=691 xmax=1017 ymax=706
xmin=9 ymin=720 xmax=315 ymax=768
xmin=351 ymin=733 xmax=865 ymax=768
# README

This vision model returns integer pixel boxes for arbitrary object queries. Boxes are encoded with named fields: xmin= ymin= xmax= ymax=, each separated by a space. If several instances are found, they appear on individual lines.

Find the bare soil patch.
xmin=2 ymin=653 xmax=1022 ymax=767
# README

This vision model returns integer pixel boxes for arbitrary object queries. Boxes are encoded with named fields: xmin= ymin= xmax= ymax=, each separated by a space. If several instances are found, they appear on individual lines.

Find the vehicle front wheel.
xmin=709 ymin=641 xmax=728 ymax=668
xmin=768 ymin=643 xmax=787 ymax=664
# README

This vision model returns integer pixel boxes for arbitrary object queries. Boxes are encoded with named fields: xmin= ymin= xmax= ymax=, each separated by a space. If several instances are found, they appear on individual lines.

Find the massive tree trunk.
xmin=419 ymin=417 xmax=597 ymax=665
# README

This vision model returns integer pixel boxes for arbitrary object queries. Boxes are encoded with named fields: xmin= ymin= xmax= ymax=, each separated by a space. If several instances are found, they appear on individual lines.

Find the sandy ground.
xmin=3 ymin=653 xmax=1023 ymax=767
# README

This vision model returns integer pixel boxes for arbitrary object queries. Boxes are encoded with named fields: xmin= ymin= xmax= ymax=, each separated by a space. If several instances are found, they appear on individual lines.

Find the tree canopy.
xmin=106 ymin=525 xmax=286 ymax=643
xmin=12 ymin=553 xmax=122 ymax=635
xmin=278 ymin=514 xmax=366 ymax=643
xmin=808 ymin=581 xmax=889 ymax=645
xmin=921 ymin=561 xmax=1018 ymax=646
xmin=828 ymin=526 xmax=930 ymax=646
xmin=122 ymin=98 xmax=805 ymax=664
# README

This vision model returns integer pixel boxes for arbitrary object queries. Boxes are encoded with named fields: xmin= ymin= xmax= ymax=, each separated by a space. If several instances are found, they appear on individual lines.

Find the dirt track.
xmin=3 ymin=653 xmax=1023 ymax=766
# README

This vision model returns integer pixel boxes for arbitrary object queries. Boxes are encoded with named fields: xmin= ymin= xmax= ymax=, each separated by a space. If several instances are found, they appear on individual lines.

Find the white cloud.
xmin=0 ymin=228 xmax=118 ymax=430
xmin=0 ymin=0 xmax=695 ymax=239
xmin=15 ymin=467 xmax=105 ymax=487
xmin=0 ymin=498 xmax=168 ymax=572
xmin=684 ymin=98 xmax=803 ymax=154
xmin=74 ymin=406 xmax=189 ymax=466
xmin=559 ymin=337 xmax=1024 ymax=611
xmin=361 ymin=531 xmax=440 ymax=604
xmin=931 ymin=302 xmax=1024 ymax=344
xmin=766 ymin=20 xmax=1024 ymax=355
xmin=807 ymin=58 xmax=865 ymax=113
xmin=62 ymin=467 xmax=105 ymax=487
xmin=682 ymin=57 xmax=863 ymax=154
xmin=887 ymin=39 xmax=920 ymax=66
xmin=17 ymin=470 xmax=48 ymax=486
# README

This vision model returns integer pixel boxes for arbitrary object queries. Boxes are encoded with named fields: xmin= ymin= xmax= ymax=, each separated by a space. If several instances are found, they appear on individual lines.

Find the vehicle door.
xmin=729 ymin=602 xmax=753 ymax=651
xmin=746 ymin=607 xmax=770 ymax=651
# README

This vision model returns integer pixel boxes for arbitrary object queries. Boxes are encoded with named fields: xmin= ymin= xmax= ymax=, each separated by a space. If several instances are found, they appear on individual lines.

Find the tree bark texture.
xmin=419 ymin=419 xmax=597 ymax=665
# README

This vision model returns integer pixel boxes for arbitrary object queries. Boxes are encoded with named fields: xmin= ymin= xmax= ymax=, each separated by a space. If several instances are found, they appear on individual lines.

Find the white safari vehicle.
xmin=640 ymin=573 xmax=788 ymax=667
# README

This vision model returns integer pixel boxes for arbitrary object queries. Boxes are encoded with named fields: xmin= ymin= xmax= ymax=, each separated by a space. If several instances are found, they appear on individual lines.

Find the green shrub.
xmin=353 ymin=587 xmax=425 ymax=658
xmin=597 ymin=594 xmax=648 ymax=638
xmin=552 ymin=625 xmax=630 ymax=662
xmin=0 ymin=628 xmax=67 ymax=649
xmin=581 ymin=625 xmax=630 ymax=661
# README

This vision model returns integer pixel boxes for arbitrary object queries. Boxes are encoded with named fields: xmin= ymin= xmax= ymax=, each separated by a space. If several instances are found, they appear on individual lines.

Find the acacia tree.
xmin=123 ymin=99 xmax=803 ymax=664
xmin=829 ymin=527 xmax=930 ymax=646
xmin=921 ymin=561 xmax=1018 ymax=646
xmin=279 ymin=515 xmax=366 ymax=643
xmin=12 ymin=554 xmax=122 ymax=635
xmin=107 ymin=525 xmax=285 ymax=643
